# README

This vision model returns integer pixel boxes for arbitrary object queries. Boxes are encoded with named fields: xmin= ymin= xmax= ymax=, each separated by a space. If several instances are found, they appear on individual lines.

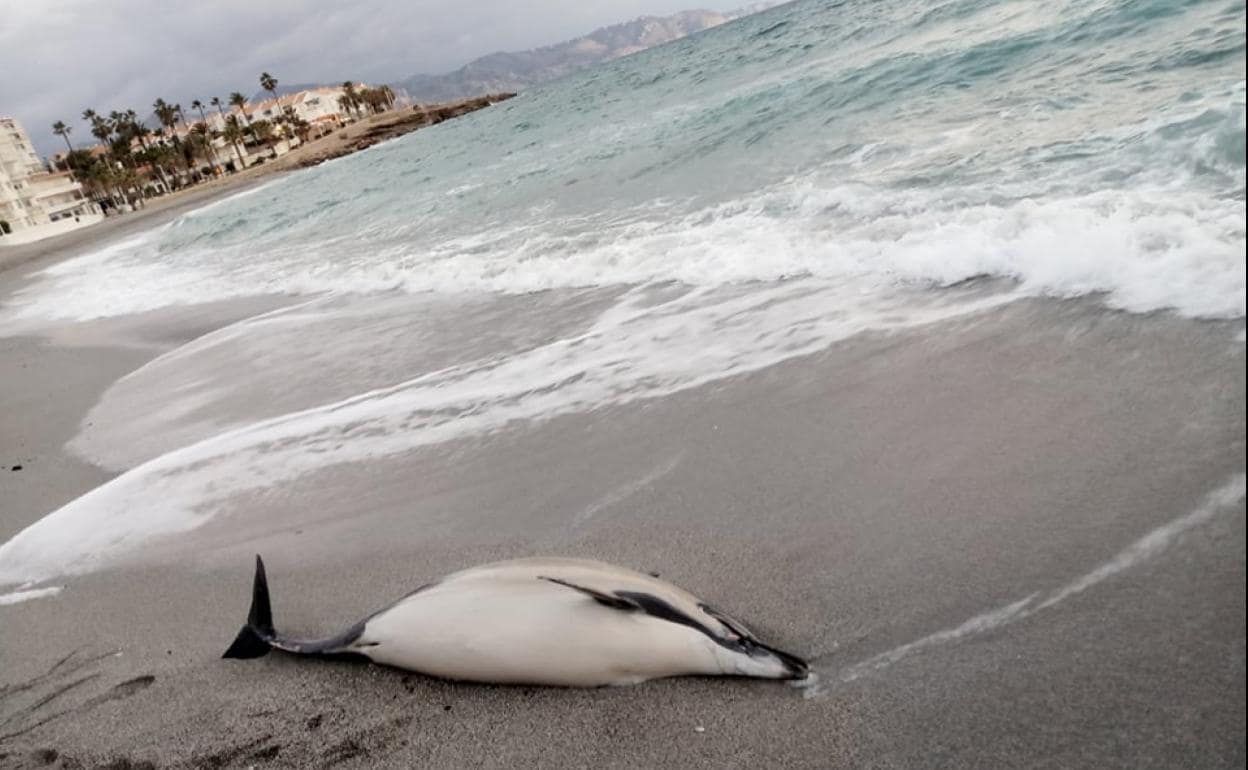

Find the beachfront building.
xmin=193 ymin=85 xmax=366 ymax=168
xmin=251 ymin=87 xmax=357 ymax=138
xmin=1 ymin=116 xmax=102 ymax=245
xmin=130 ymin=85 xmax=387 ymax=176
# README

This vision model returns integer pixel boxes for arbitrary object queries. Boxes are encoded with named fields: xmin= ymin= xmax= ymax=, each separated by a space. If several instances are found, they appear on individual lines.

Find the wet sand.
xmin=0 ymin=280 xmax=1243 ymax=767
xmin=0 ymin=102 xmax=503 ymax=279
xmin=0 ymin=180 xmax=274 ymax=280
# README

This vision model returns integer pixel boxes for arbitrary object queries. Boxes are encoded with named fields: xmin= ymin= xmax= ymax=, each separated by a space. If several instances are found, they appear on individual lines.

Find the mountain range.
xmin=392 ymin=6 xmax=775 ymax=104
xmin=244 ymin=5 xmax=778 ymax=108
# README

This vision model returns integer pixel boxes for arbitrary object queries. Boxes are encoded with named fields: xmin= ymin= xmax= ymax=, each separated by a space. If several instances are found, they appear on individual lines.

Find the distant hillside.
xmin=393 ymin=8 xmax=759 ymax=104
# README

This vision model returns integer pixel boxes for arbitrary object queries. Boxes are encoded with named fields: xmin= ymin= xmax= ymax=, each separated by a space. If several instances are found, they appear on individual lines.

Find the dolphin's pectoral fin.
xmin=538 ymin=576 xmax=640 ymax=611
xmin=698 ymin=602 xmax=755 ymax=640
xmin=620 ymin=592 xmax=809 ymax=678
xmin=539 ymin=577 xmax=721 ymax=639
xmin=614 ymin=591 xmax=711 ymax=636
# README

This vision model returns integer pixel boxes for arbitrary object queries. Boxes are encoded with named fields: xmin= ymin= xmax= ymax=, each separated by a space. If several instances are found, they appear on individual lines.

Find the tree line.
xmin=50 ymin=73 xmax=395 ymax=210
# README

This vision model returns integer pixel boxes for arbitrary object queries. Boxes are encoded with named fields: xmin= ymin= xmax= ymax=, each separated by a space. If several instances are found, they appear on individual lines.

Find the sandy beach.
xmin=0 ymin=269 xmax=1243 ymax=766
xmin=1 ymin=0 xmax=1245 ymax=765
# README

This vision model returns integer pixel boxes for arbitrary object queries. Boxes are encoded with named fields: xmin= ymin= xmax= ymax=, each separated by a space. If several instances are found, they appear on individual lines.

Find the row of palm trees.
xmin=338 ymin=82 xmax=398 ymax=118
xmin=49 ymin=72 xmax=340 ymax=211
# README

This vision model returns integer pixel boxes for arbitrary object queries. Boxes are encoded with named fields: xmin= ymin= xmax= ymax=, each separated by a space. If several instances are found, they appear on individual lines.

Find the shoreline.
xmin=0 ymin=176 xmax=278 ymax=277
xmin=0 ymin=94 xmax=514 ymax=278
xmin=0 ymin=289 xmax=1242 ymax=767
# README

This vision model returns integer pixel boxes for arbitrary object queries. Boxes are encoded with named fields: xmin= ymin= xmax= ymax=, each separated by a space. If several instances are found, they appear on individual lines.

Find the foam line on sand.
xmin=804 ymin=472 xmax=1247 ymax=698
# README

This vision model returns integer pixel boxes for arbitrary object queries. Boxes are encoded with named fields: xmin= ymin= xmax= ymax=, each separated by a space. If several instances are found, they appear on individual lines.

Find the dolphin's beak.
xmin=757 ymin=642 xmax=810 ymax=679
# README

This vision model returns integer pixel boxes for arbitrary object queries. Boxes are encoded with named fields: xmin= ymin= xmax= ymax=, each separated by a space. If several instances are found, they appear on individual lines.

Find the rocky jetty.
xmin=297 ymin=93 xmax=515 ymax=168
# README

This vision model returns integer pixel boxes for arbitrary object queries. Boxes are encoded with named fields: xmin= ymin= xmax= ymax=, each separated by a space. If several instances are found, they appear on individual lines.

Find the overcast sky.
xmin=1 ymin=0 xmax=713 ymax=156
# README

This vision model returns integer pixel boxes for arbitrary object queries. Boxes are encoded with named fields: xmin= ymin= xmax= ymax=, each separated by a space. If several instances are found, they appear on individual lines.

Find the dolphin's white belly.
xmin=355 ymin=578 xmax=720 ymax=686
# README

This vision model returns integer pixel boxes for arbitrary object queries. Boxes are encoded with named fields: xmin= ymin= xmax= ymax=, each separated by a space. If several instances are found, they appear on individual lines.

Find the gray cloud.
xmin=1 ymin=0 xmax=710 ymax=155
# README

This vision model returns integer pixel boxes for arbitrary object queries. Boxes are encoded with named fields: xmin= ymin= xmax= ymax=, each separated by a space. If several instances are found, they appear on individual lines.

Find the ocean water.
xmin=0 ymin=0 xmax=1245 ymax=586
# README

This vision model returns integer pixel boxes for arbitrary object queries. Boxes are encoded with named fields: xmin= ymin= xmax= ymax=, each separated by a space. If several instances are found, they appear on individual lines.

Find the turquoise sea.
xmin=0 ymin=0 xmax=1244 ymax=584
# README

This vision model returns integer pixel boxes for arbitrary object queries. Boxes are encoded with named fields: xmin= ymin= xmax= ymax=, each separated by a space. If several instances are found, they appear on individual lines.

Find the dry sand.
xmin=0 ymin=263 xmax=1243 ymax=768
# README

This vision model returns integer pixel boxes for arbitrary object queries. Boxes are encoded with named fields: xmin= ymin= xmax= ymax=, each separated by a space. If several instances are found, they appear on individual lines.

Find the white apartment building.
xmin=1 ymin=116 xmax=102 ymax=245
xmin=204 ymin=86 xmax=363 ymax=138
xmin=159 ymin=86 xmax=360 ymax=170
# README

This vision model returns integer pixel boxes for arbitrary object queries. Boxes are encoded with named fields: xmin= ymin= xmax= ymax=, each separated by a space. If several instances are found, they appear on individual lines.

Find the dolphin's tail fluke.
xmin=222 ymin=555 xmax=276 ymax=659
xmin=222 ymin=555 xmax=367 ymax=661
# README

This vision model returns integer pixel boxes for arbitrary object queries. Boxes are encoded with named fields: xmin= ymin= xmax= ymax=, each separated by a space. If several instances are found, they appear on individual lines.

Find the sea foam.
xmin=0 ymin=280 xmax=1016 ymax=586
xmin=0 ymin=0 xmax=1243 ymax=586
xmin=1 ymin=176 xmax=1242 ymax=327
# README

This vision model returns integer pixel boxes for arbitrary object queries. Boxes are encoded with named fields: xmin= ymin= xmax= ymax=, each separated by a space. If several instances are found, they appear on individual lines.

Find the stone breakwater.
xmin=297 ymin=94 xmax=517 ymax=168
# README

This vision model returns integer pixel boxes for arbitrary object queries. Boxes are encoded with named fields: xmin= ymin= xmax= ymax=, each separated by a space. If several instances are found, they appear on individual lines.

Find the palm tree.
xmin=123 ymin=108 xmax=170 ymax=194
xmin=141 ymin=143 xmax=180 ymax=193
xmin=109 ymin=110 xmax=132 ymax=149
xmin=229 ymin=91 xmax=251 ymax=125
xmin=65 ymin=141 xmax=124 ymax=210
xmin=153 ymin=98 xmax=188 ymax=177
xmin=278 ymin=104 xmax=301 ymax=140
xmin=88 ymin=113 xmax=113 ymax=145
xmin=81 ymin=108 xmax=111 ymax=145
xmin=107 ymin=132 xmax=142 ymax=205
xmin=191 ymin=99 xmax=220 ymax=175
xmin=67 ymin=152 xmax=112 ymax=207
xmin=115 ymin=163 xmax=142 ymax=208
xmin=152 ymin=98 xmax=175 ymax=136
xmin=286 ymin=110 xmax=311 ymax=143
xmin=212 ymin=98 xmax=244 ymax=170
xmin=260 ymin=72 xmax=279 ymax=102
xmin=83 ymin=111 xmax=142 ymax=205
xmin=259 ymin=73 xmax=281 ymax=142
xmin=52 ymin=121 xmax=74 ymax=154
xmin=186 ymin=124 xmax=216 ymax=177
xmin=250 ymin=119 xmax=278 ymax=158
xmin=362 ymin=87 xmax=389 ymax=115
xmin=108 ymin=112 xmax=138 ymax=160
xmin=341 ymin=81 xmax=361 ymax=119
xmin=124 ymin=109 xmax=149 ymax=152
xmin=92 ymin=110 xmax=147 ymax=203
xmin=222 ymin=116 xmax=248 ymax=170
